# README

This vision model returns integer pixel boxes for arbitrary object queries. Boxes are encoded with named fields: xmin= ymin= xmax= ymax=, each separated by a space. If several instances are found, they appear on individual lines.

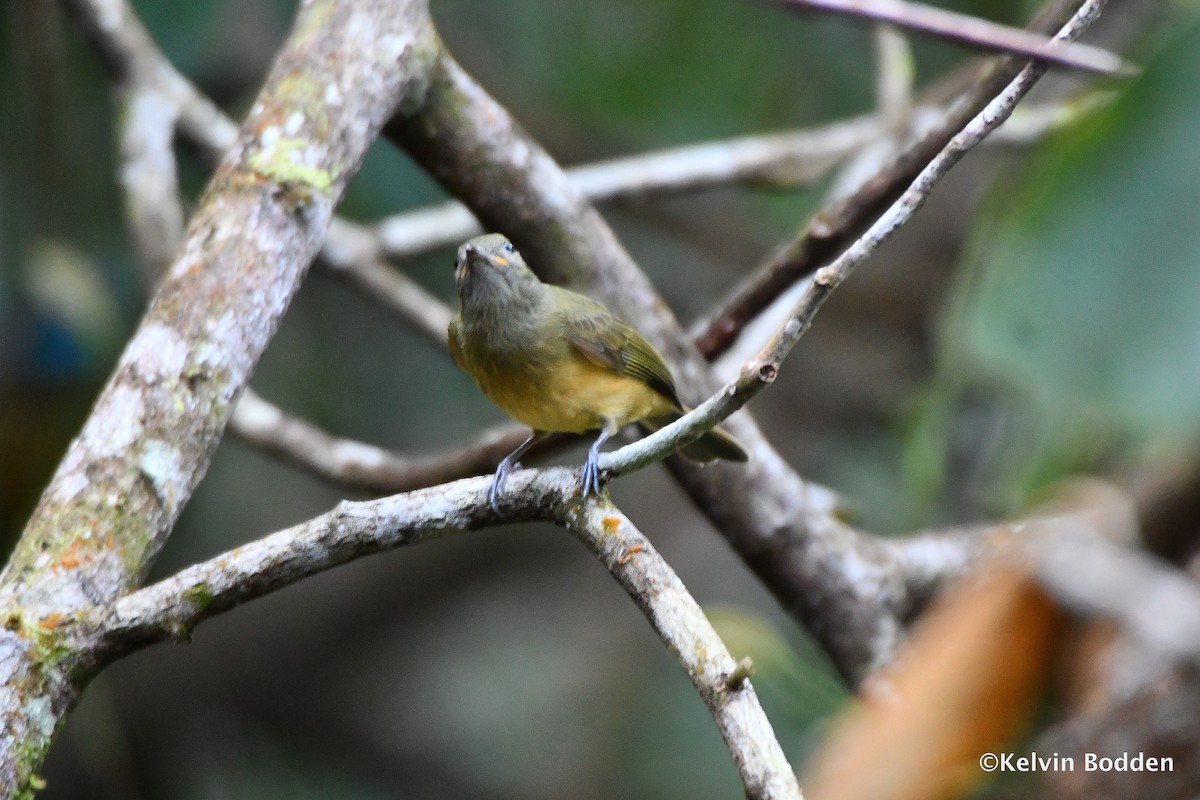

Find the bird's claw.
xmin=580 ymin=450 xmax=606 ymax=499
xmin=489 ymin=458 xmax=519 ymax=512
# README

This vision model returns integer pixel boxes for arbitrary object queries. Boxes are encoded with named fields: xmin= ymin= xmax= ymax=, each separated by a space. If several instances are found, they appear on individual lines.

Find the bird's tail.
xmin=640 ymin=411 xmax=749 ymax=463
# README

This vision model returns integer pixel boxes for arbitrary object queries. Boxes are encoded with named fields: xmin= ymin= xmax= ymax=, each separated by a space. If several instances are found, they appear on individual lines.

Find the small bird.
xmin=448 ymin=233 xmax=748 ymax=508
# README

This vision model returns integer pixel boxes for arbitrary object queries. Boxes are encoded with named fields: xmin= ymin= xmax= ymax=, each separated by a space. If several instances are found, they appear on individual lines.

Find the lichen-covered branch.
xmin=10 ymin=0 xmax=434 ymax=613
xmin=0 ymin=0 xmax=437 ymax=792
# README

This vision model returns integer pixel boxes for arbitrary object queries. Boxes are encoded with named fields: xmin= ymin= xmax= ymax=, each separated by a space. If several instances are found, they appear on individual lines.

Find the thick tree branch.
xmin=0 ymin=0 xmax=437 ymax=792
xmin=10 ymin=0 xmax=434 ymax=611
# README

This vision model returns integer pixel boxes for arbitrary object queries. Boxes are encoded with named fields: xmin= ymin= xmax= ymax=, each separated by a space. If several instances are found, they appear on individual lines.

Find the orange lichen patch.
xmin=617 ymin=544 xmax=644 ymax=565
xmin=601 ymin=516 xmax=621 ymax=535
xmin=36 ymin=613 xmax=64 ymax=631
xmin=56 ymin=536 xmax=97 ymax=570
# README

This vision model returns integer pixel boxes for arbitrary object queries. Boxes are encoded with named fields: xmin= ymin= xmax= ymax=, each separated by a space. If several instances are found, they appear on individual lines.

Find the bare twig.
xmin=561 ymin=503 xmax=802 ymax=800
xmin=769 ymin=0 xmax=1133 ymax=76
xmin=368 ymin=119 xmax=883 ymax=261
xmin=359 ymin=91 xmax=1092 ymax=273
xmin=229 ymin=389 xmax=539 ymax=493
xmin=874 ymin=25 xmax=915 ymax=129
xmin=58 ymin=0 xmax=237 ymax=155
xmin=118 ymin=87 xmax=185 ymax=283
xmin=93 ymin=472 xmax=802 ymax=800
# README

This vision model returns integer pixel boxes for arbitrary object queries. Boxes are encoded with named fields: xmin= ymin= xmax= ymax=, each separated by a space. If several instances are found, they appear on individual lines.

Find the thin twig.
xmin=768 ymin=0 xmax=1133 ymax=76
xmin=58 ymin=0 xmax=237 ymax=154
xmin=118 ymin=87 xmax=185 ymax=284
xmin=368 ymin=119 xmax=883 ymax=261
xmin=873 ymin=25 xmax=915 ymax=129
xmin=229 ymin=389 xmax=539 ymax=493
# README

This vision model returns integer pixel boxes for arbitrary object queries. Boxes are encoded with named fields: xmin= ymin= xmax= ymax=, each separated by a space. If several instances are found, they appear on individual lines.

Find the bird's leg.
xmin=580 ymin=426 xmax=616 ymax=499
xmin=489 ymin=431 xmax=544 ymax=511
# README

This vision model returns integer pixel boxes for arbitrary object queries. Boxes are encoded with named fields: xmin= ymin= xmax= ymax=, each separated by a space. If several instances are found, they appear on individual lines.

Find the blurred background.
xmin=1 ymin=0 xmax=1198 ymax=797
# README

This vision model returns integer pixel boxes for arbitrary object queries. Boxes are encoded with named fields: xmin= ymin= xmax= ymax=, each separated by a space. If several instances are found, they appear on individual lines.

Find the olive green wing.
xmin=561 ymin=299 xmax=682 ymax=408
xmin=447 ymin=315 xmax=468 ymax=372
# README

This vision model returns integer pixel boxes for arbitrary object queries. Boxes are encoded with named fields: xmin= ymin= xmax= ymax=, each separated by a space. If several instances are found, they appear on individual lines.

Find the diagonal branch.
xmin=604 ymin=10 xmax=1092 ymax=479
xmin=9 ymin=0 xmax=435 ymax=611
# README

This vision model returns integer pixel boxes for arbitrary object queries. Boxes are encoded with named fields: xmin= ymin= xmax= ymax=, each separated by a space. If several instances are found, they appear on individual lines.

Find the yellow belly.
xmin=476 ymin=355 xmax=674 ymax=433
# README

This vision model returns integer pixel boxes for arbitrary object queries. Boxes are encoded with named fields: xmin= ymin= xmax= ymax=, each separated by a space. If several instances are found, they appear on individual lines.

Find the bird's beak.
xmin=463 ymin=244 xmax=508 ymax=273
xmin=455 ymin=244 xmax=481 ymax=286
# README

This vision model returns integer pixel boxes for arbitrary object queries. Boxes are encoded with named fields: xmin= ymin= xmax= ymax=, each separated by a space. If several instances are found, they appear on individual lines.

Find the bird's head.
xmin=454 ymin=234 xmax=541 ymax=307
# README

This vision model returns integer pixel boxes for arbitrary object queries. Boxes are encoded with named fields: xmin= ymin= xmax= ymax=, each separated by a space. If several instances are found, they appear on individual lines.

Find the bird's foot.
xmin=579 ymin=449 xmax=606 ymax=499
xmin=488 ymin=458 xmax=520 ymax=511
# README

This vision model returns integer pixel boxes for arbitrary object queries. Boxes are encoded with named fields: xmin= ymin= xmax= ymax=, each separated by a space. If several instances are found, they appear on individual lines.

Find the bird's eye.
xmin=502 ymin=241 xmax=514 ymax=253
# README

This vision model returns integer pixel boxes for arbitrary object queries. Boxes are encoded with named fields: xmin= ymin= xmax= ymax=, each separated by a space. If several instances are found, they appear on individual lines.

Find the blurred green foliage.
xmin=910 ymin=12 xmax=1200 ymax=514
